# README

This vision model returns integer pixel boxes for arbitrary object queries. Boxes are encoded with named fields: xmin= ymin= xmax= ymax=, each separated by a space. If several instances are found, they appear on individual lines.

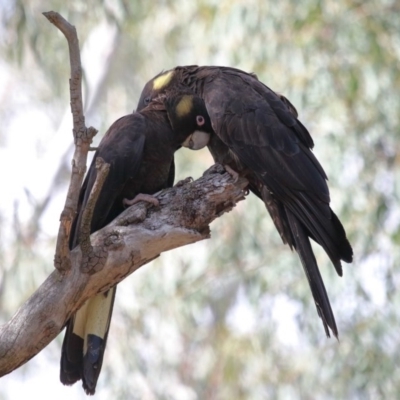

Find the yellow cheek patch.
xmin=153 ymin=70 xmax=174 ymax=90
xmin=176 ymin=95 xmax=193 ymax=117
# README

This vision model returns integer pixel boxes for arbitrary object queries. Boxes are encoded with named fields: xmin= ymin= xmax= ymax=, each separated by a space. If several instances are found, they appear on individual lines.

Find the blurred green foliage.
xmin=0 ymin=0 xmax=399 ymax=399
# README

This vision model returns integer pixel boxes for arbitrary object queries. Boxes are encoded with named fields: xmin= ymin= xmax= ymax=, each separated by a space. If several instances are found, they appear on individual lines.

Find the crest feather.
xmin=153 ymin=71 xmax=174 ymax=90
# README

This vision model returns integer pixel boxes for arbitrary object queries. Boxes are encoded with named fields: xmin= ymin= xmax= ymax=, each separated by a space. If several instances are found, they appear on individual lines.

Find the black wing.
xmin=61 ymin=114 xmax=146 ymax=394
xmin=204 ymin=73 xmax=352 ymax=264
xmin=202 ymin=72 xmax=352 ymax=337
xmin=70 ymin=114 xmax=146 ymax=248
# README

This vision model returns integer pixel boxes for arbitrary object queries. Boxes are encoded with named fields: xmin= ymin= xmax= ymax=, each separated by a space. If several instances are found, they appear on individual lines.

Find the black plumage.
xmin=136 ymin=65 xmax=353 ymax=338
xmin=60 ymin=92 xmax=213 ymax=395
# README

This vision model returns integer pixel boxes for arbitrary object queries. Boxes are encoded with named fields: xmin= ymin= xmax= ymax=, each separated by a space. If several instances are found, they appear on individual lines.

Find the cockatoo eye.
xmin=196 ymin=115 xmax=205 ymax=126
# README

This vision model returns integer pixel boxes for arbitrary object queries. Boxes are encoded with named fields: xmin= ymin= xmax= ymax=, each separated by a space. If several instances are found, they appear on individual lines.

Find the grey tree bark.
xmin=0 ymin=165 xmax=248 ymax=377
xmin=0 ymin=10 xmax=248 ymax=380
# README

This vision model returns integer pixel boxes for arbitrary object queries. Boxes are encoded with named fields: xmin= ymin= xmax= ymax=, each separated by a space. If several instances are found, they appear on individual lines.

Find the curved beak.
xmin=182 ymin=130 xmax=210 ymax=150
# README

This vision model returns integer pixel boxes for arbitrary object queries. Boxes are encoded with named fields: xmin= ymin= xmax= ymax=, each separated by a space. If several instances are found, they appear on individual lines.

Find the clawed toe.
xmin=224 ymin=165 xmax=239 ymax=182
xmin=123 ymin=193 xmax=159 ymax=208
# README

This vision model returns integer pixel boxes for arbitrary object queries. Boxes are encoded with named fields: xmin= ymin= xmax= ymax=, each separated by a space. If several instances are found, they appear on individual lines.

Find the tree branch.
xmin=43 ymin=11 xmax=98 ymax=273
xmin=79 ymin=157 xmax=110 ymax=273
xmin=0 ymin=9 xmax=250 ymax=385
xmin=0 ymin=164 xmax=247 ymax=377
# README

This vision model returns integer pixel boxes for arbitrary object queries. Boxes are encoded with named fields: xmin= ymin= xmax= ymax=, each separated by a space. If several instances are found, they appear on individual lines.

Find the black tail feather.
xmin=60 ymin=318 xmax=84 ymax=386
xmin=60 ymin=287 xmax=116 ymax=395
xmin=286 ymin=193 xmax=353 ymax=277
xmin=81 ymin=287 xmax=116 ymax=395
xmin=286 ymin=208 xmax=338 ymax=338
